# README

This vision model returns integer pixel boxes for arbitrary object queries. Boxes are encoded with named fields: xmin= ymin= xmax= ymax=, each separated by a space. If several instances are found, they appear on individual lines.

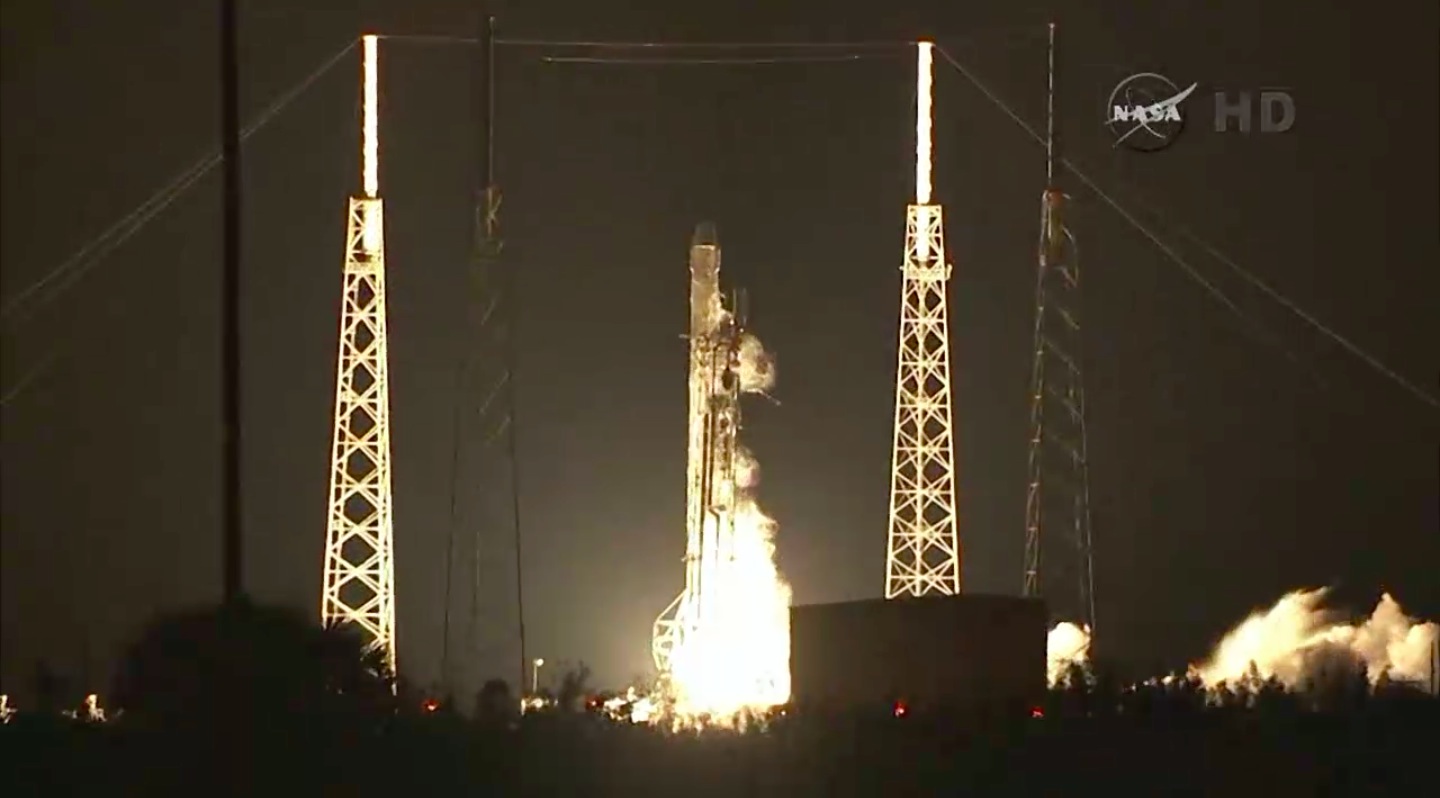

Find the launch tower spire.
xmin=321 ymin=33 xmax=398 ymax=671
xmin=884 ymin=41 xmax=962 ymax=598
xmin=1023 ymin=23 xmax=1097 ymax=632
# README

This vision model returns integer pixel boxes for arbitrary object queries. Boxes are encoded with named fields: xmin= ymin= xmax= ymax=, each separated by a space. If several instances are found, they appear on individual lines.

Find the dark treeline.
xmin=3 ymin=601 xmax=1436 ymax=796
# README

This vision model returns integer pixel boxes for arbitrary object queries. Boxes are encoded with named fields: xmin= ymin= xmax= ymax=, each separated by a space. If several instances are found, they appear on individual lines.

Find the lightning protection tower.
xmin=321 ymin=34 xmax=398 ymax=671
xmin=1022 ymin=24 xmax=1096 ymax=632
xmin=884 ymin=41 xmax=962 ymax=598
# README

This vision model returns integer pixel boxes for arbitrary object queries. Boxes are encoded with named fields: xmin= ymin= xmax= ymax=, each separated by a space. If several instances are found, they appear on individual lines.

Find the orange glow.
xmin=893 ymin=701 xmax=908 ymax=718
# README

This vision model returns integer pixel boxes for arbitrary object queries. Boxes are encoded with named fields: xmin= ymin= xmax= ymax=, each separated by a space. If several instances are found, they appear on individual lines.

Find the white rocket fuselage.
xmin=650 ymin=222 xmax=749 ymax=677
xmin=683 ymin=223 xmax=742 ymax=630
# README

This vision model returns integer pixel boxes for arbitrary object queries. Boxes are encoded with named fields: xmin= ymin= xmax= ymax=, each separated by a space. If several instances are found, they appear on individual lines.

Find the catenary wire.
xmin=0 ymin=37 xmax=359 ymax=328
xmin=935 ymin=45 xmax=1437 ymax=412
xmin=0 ymin=37 xmax=358 ymax=406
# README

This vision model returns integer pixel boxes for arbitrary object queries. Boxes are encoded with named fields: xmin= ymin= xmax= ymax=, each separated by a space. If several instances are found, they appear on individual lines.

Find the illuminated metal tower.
xmin=321 ymin=34 xmax=397 ymax=670
xmin=884 ymin=41 xmax=961 ymax=598
xmin=1022 ymin=24 xmax=1096 ymax=631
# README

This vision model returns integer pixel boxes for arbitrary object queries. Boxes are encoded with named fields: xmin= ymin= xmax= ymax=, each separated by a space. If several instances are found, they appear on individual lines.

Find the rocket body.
xmin=653 ymin=222 xmax=747 ymax=676
xmin=683 ymin=222 xmax=742 ymax=636
xmin=651 ymin=223 xmax=790 ymax=713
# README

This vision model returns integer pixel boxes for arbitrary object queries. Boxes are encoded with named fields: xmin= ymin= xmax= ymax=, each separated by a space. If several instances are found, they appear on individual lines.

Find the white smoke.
xmin=735 ymin=445 xmax=760 ymax=490
xmin=1047 ymin=622 xmax=1092 ymax=686
xmin=1044 ymin=588 xmax=1438 ymax=695
xmin=1193 ymin=588 xmax=1439 ymax=690
xmin=737 ymin=333 xmax=776 ymax=393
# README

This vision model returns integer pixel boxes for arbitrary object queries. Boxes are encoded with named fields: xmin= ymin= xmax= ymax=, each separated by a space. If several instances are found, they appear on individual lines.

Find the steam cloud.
xmin=735 ymin=445 xmax=760 ymax=490
xmin=1194 ymin=588 xmax=1438 ymax=689
xmin=1044 ymin=588 xmax=1439 ymax=693
xmin=737 ymin=333 xmax=776 ymax=393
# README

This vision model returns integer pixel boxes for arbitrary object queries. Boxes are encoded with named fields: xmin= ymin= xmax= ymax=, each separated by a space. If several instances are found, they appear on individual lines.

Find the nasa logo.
xmin=1105 ymin=72 xmax=1198 ymax=152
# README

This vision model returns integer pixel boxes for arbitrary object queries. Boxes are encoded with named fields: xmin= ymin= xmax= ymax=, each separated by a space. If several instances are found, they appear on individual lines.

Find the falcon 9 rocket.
xmin=653 ymin=222 xmax=743 ymax=675
xmin=651 ymin=223 xmax=790 ymax=721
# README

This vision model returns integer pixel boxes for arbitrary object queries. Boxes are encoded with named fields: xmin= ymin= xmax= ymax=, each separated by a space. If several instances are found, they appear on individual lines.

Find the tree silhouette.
xmin=112 ymin=599 xmax=395 ymax=731
xmin=475 ymin=678 xmax=516 ymax=726
xmin=557 ymin=662 xmax=592 ymax=712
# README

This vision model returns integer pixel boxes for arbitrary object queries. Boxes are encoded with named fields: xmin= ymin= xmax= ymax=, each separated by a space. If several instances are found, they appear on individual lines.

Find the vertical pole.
xmin=220 ymin=0 xmax=242 ymax=606
xmin=1046 ymin=22 xmax=1056 ymax=188
xmin=915 ymin=41 xmax=933 ymax=205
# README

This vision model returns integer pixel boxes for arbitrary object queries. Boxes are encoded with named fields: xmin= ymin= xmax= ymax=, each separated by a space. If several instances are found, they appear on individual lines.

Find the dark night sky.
xmin=2 ymin=0 xmax=1436 ymax=699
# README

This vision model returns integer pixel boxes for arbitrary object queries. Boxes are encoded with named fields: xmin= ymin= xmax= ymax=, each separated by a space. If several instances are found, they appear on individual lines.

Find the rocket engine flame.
xmin=669 ymin=490 xmax=792 ymax=725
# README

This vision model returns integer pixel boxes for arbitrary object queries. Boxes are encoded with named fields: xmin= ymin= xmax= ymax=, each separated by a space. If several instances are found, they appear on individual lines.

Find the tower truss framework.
xmin=1022 ymin=191 xmax=1096 ymax=630
xmin=884 ymin=41 xmax=962 ymax=598
xmin=1022 ymin=24 xmax=1096 ymax=631
xmin=321 ymin=34 xmax=397 ymax=670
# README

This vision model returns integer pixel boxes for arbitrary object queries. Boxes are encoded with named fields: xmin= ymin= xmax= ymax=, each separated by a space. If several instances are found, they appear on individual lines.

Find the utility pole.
xmin=219 ymin=0 xmax=243 ymax=605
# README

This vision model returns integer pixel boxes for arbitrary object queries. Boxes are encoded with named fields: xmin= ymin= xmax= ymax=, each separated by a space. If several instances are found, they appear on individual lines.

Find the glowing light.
xmin=915 ymin=41 xmax=933 ymax=205
xmin=667 ymin=496 xmax=792 ymax=726
xmin=654 ymin=236 xmax=792 ymax=729
xmin=893 ymin=701 xmax=908 ymax=718
xmin=362 ymin=34 xmax=378 ymax=198
xmin=1047 ymin=622 xmax=1092 ymax=685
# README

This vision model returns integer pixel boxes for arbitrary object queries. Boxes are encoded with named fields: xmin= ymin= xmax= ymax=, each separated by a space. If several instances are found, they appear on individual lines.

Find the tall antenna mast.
xmin=1023 ymin=22 xmax=1097 ymax=634
xmin=321 ymin=34 xmax=399 ymax=671
xmin=1045 ymin=22 xmax=1056 ymax=188
xmin=486 ymin=11 xmax=529 ymax=705
xmin=449 ymin=9 xmax=527 ymax=701
xmin=883 ymin=40 xmax=962 ymax=598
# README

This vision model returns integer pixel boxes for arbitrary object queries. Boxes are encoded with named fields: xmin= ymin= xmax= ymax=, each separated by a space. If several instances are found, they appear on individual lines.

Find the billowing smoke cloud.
xmin=1045 ymin=588 xmax=1438 ymax=694
xmin=737 ymin=333 xmax=776 ymax=393
xmin=1193 ymin=588 xmax=1438 ymax=690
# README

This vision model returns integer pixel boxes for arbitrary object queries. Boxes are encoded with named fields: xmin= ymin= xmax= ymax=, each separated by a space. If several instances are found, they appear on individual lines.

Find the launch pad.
xmin=789 ymin=594 xmax=1047 ymax=717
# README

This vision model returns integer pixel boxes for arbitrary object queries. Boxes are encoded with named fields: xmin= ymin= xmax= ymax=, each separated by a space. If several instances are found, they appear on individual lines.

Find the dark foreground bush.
xmin=6 ymin=696 xmax=1436 ymax=797
xmin=6 ymin=601 xmax=1434 ymax=796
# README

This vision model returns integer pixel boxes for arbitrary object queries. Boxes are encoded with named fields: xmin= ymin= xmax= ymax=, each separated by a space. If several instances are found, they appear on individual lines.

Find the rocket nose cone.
xmin=692 ymin=222 xmax=719 ymax=247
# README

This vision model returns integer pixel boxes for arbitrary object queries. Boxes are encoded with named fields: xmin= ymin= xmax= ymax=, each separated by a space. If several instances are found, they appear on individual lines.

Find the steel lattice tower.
xmin=884 ymin=41 xmax=962 ymax=598
xmin=438 ymin=14 xmax=527 ymax=703
xmin=321 ymin=34 xmax=397 ymax=670
xmin=1022 ymin=24 xmax=1096 ymax=631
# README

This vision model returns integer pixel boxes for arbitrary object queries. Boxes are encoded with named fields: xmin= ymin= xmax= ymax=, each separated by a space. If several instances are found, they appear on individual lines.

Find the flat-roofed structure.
xmin=789 ymin=594 xmax=1047 ymax=717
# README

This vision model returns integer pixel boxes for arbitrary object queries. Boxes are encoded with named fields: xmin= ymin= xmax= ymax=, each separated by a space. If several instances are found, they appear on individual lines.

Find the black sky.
xmin=2 ymin=0 xmax=1437 ymax=699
